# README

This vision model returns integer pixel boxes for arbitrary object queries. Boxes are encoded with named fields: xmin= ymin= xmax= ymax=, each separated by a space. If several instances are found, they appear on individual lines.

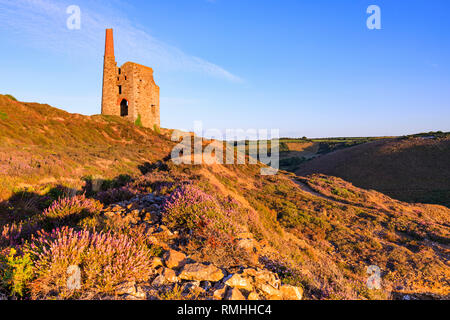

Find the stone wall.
xmin=101 ymin=56 xmax=119 ymax=116
xmin=119 ymin=62 xmax=160 ymax=128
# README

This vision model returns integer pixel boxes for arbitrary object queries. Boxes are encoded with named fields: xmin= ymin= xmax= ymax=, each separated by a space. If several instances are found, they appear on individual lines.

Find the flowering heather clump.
xmin=0 ymin=222 xmax=41 ymax=249
xmin=26 ymin=227 xmax=152 ymax=299
xmin=42 ymin=194 xmax=103 ymax=227
xmin=162 ymin=184 xmax=216 ymax=231
xmin=95 ymin=186 xmax=136 ymax=205
xmin=162 ymin=185 xmax=243 ymax=248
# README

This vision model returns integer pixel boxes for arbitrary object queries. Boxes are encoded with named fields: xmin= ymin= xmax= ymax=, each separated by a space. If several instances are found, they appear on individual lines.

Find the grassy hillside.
xmin=0 ymin=94 xmax=174 ymax=200
xmin=0 ymin=96 xmax=448 ymax=300
xmin=294 ymin=135 xmax=450 ymax=207
xmin=275 ymin=137 xmax=391 ymax=172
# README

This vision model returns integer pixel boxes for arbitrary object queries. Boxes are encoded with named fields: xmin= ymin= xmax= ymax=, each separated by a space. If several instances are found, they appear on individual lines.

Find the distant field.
xmin=241 ymin=133 xmax=450 ymax=207
xmin=293 ymin=133 xmax=450 ymax=207
xmin=276 ymin=136 xmax=392 ymax=172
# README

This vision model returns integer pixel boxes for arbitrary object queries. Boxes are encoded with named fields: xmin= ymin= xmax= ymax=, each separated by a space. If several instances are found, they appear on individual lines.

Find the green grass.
xmin=4 ymin=94 xmax=17 ymax=102
xmin=134 ymin=114 xmax=143 ymax=127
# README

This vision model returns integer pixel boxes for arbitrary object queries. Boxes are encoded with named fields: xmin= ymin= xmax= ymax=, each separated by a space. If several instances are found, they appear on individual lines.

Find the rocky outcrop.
xmin=226 ymin=287 xmax=246 ymax=300
xmin=280 ymin=284 xmax=303 ymax=300
xmin=179 ymin=263 xmax=224 ymax=282
xmin=115 ymin=281 xmax=146 ymax=300
xmin=163 ymin=249 xmax=187 ymax=269
xmin=104 ymin=192 xmax=303 ymax=301
xmin=110 ymin=246 xmax=303 ymax=300
xmin=221 ymin=268 xmax=300 ymax=300
xmin=225 ymin=273 xmax=253 ymax=292
xmin=209 ymin=268 xmax=303 ymax=300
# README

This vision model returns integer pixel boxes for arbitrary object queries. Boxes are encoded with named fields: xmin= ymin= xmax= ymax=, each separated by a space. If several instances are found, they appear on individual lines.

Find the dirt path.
xmin=292 ymin=178 xmax=369 ymax=209
xmin=292 ymin=179 xmax=335 ymax=202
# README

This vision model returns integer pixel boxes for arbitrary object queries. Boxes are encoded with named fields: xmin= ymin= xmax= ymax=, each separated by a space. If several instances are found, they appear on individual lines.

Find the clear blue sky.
xmin=0 ymin=0 xmax=449 ymax=137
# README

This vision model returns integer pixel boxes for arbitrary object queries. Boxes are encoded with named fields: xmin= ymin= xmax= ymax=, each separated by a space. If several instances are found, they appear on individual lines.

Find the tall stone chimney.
xmin=104 ymin=28 xmax=114 ymax=57
xmin=101 ymin=28 xmax=118 ymax=115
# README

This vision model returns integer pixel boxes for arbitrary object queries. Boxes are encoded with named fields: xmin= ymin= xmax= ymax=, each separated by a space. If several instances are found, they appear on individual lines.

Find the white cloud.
xmin=0 ymin=0 xmax=242 ymax=82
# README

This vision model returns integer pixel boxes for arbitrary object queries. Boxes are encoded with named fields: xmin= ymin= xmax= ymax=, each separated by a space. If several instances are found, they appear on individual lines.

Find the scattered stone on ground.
xmin=102 ymin=193 xmax=303 ymax=301
xmin=163 ymin=249 xmax=187 ymax=269
xmin=179 ymin=263 xmax=225 ymax=282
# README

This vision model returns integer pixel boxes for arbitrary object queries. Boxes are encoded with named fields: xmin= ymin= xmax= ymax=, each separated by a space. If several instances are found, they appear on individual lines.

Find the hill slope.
xmin=0 ymin=94 xmax=174 ymax=200
xmin=295 ymin=137 xmax=450 ymax=207
xmin=0 ymin=95 xmax=449 ymax=300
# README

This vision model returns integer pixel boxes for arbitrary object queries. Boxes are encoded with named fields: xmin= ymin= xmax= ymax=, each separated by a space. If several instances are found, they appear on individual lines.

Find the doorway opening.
xmin=120 ymin=99 xmax=128 ymax=117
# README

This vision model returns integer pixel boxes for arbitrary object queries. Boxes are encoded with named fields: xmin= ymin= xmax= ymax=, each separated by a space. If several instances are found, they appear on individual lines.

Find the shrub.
xmin=1 ymin=223 xmax=23 ymax=248
xmin=83 ymin=174 xmax=133 ymax=195
xmin=153 ymin=124 xmax=161 ymax=134
xmin=5 ymin=94 xmax=17 ymax=101
xmin=26 ymin=227 xmax=152 ymax=299
xmin=149 ymin=244 xmax=164 ymax=257
xmin=259 ymin=256 xmax=302 ymax=287
xmin=0 ymin=112 xmax=7 ymax=120
xmin=158 ymin=283 xmax=199 ymax=300
xmin=162 ymin=185 xmax=245 ymax=262
xmin=331 ymin=187 xmax=354 ymax=199
xmin=42 ymin=195 xmax=103 ymax=228
xmin=135 ymin=114 xmax=143 ymax=127
xmin=0 ymin=248 xmax=34 ymax=297
xmin=162 ymin=184 xmax=216 ymax=232
xmin=130 ymin=171 xmax=190 ymax=195
xmin=0 ymin=222 xmax=41 ymax=249
xmin=95 ymin=186 xmax=135 ymax=205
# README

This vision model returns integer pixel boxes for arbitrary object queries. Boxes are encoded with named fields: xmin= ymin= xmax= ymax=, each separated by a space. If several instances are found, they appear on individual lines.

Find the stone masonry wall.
xmin=119 ymin=62 xmax=160 ymax=128
xmin=101 ymin=58 xmax=118 ymax=116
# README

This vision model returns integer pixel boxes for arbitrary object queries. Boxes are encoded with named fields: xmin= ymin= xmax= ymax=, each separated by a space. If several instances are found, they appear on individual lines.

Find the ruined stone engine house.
xmin=101 ymin=28 xmax=160 ymax=129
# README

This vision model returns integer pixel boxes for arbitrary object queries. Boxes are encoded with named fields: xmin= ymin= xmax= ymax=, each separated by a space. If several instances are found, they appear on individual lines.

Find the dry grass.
xmin=0 ymin=94 xmax=175 ymax=201
xmin=192 ymin=166 xmax=449 ymax=299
